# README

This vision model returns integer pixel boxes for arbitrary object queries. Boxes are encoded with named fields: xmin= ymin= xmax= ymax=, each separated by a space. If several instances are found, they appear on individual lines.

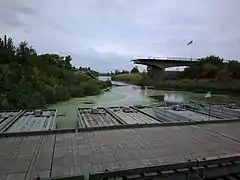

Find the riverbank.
xmin=0 ymin=35 xmax=112 ymax=110
xmin=111 ymin=73 xmax=152 ymax=86
xmin=111 ymin=73 xmax=240 ymax=94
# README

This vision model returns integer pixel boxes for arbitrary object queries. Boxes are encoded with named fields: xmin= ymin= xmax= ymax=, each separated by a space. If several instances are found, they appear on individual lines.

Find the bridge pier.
xmin=132 ymin=57 xmax=197 ymax=82
xmin=148 ymin=67 xmax=165 ymax=82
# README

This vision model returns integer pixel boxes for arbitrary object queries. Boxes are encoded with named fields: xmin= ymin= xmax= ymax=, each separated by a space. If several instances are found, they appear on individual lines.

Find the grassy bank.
xmin=112 ymin=73 xmax=240 ymax=94
xmin=111 ymin=73 xmax=151 ymax=86
xmin=154 ymin=79 xmax=240 ymax=94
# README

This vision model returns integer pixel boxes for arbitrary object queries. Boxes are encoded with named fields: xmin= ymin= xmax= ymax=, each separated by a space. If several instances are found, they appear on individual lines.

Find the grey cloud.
xmin=13 ymin=6 xmax=36 ymax=16
xmin=0 ymin=0 xmax=240 ymax=72
xmin=63 ymin=48 xmax=134 ymax=72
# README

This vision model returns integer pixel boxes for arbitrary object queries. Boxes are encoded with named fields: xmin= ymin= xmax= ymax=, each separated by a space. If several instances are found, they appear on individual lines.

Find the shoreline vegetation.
xmin=111 ymin=55 xmax=240 ymax=94
xmin=0 ymin=35 xmax=112 ymax=110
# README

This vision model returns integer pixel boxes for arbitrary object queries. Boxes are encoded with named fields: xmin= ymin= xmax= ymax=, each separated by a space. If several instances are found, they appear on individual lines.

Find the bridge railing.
xmin=167 ymin=57 xmax=199 ymax=61
xmin=146 ymin=57 xmax=199 ymax=61
xmin=133 ymin=57 xmax=237 ymax=63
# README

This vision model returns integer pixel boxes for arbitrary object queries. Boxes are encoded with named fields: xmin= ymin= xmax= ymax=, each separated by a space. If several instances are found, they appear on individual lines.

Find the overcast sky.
xmin=0 ymin=0 xmax=240 ymax=72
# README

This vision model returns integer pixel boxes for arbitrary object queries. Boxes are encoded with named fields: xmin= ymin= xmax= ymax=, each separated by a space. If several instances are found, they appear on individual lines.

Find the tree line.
xmin=102 ymin=66 xmax=140 ymax=75
xmin=111 ymin=55 xmax=240 ymax=93
xmin=180 ymin=55 xmax=240 ymax=80
xmin=0 ymin=35 xmax=111 ymax=109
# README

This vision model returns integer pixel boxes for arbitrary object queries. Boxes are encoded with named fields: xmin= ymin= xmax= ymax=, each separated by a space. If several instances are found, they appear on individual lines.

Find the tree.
xmin=16 ymin=41 xmax=36 ymax=64
xmin=199 ymin=55 xmax=224 ymax=68
xmin=115 ymin=69 xmax=120 ymax=74
xmin=65 ymin=55 xmax=72 ymax=68
xmin=227 ymin=61 xmax=240 ymax=78
xmin=182 ymin=55 xmax=224 ymax=79
xmin=201 ymin=62 xmax=219 ymax=78
xmin=130 ymin=66 xmax=139 ymax=73
xmin=0 ymin=35 xmax=16 ymax=64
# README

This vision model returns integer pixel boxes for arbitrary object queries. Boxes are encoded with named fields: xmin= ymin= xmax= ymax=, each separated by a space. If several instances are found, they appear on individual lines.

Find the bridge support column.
xmin=149 ymin=67 xmax=165 ymax=82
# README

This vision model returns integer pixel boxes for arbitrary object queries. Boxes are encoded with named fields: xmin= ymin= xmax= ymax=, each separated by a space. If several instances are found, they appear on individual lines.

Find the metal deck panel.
xmin=52 ymin=124 xmax=240 ymax=177
xmin=78 ymin=108 xmax=121 ymax=128
xmin=109 ymin=107 xmax=160 ymax=124
xmin=7 ymin=110 xmax=56 ymax=133
xmin=201 ymin=122 xmax=240 ymax=141
xmin=0 ymin=122 xmax=240 ymax=179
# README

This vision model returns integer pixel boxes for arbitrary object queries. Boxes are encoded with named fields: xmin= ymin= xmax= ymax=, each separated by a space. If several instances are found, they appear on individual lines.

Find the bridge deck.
xmin=0 ymin=122 xmax=240 ymax=179
xmin=132 ymin=57 xmax=198 ymax=62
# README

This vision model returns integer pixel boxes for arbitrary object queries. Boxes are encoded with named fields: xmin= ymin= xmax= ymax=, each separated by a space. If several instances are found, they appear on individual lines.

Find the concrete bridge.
xmin=132 ymin=57 xmax=199 ymax=81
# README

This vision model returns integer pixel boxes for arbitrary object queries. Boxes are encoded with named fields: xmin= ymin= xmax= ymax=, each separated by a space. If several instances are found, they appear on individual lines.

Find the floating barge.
xmin=132 ymin=105 xmax=216 ymax=123
xmin=185 ymin=104 xmax=240 ymax=120
xmin=0 ymin=110 xmax=23 ymax=132
xmin=5 ymin=109 xmax=57 ymax=133
xmin=106 ymin=106 xmax=161 ymax=124
xmin=77 ymin=106 xmax=162 ymax=128
xmin=211 ymin=105 xmax=240 ymax=118
xmin=77 ymin=105 xmax=240 ymax=128
xmin=153 ymin=107 xmax=193 ymax=122
xmin=131 ymin=105 xmax=164 ymax=122
xmin=77 ymin=107 xmax=124 ymax=128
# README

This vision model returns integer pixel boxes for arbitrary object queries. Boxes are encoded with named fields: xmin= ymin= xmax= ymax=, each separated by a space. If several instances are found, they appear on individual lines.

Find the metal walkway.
xmin=0 ymin=121 xmax=240 ymax=180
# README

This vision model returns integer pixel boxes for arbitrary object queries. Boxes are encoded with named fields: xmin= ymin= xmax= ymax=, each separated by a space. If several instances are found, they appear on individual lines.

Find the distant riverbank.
xmin=111 ymin=73 xmax=240 ymax=94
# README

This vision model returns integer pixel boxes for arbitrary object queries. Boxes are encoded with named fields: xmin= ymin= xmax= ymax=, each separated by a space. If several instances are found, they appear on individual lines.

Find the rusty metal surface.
xmin=108 ymin=107 xmax=160 ymax=124
xmin=7 ymin=110 xmax=57 ymax=133
xmin=0 ymin=122 xmax=240 ymax=179
xmin=78 ymin=108 xmax=122 ymax=128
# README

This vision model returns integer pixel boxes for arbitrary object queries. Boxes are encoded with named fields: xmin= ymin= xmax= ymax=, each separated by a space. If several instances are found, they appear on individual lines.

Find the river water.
xmin=48 ymin=76 xmax=240 ymax=129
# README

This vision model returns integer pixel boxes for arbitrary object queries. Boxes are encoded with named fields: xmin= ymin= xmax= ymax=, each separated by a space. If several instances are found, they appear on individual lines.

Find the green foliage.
xmin=154 ymin=79 xmax=240 ymax=94
xmin=112 ymin=69 xmax=129 ymax=75
xmin=130 ymin=66 xmax=139 ymax=73
xmin=112 ymin=73 xmax=150 ymax=85
xmin=101 ymin=80 xmax=112 ymax=88
xmin=82 ymin=80 xmax=101 ymax=96
xmin=0 ymin=35 xmax=111 ymax=109
xmin=182 ymin=55 xmax=235 ymax=79
xmin=227 ymin=60 xmax=240 ymax=78
xmin=112 ymin=55 xmax=240 ymax=93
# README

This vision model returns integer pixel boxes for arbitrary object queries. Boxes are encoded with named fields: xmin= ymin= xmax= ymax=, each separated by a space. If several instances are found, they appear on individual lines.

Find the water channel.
xmin=49 ymin=76 xmax=240 ymax=129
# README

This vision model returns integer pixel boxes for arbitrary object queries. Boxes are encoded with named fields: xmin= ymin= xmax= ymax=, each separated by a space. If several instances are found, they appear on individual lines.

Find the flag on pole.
xmin=187 ymin=40 xmax=193 ymax=46
xmin=205 ymin=91 xmax=212 ymax=98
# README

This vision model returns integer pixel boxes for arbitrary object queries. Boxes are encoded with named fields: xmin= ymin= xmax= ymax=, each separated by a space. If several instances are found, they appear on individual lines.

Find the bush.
xmin=41 ymin=86 xmax=56 ymax=104
xmin=130 ymin=66 xmax=139 ymax=73
xmin=29 ymin=92 xmax=46 ymax=108
xmin=68 ymin=85 xmax=84 ymax=97
xmin=54 ymin=86 xmax=71 ymax=101
xmin=82 ymin=80 xmax=101 ymax=96
xmin=99 ymin=80 xmax=112 ymax=89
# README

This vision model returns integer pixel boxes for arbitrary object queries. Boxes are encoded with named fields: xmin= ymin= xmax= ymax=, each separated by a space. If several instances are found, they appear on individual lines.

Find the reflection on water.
xmin=149 ymin=95 xmax=164 ymax=102
xmin=98 ymin=76 xmax=111 ymax=81
xmin=164 ymin=92 xmax=185 ymax=104
xmin=49 ymin=77 xmax=240 ymax=129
